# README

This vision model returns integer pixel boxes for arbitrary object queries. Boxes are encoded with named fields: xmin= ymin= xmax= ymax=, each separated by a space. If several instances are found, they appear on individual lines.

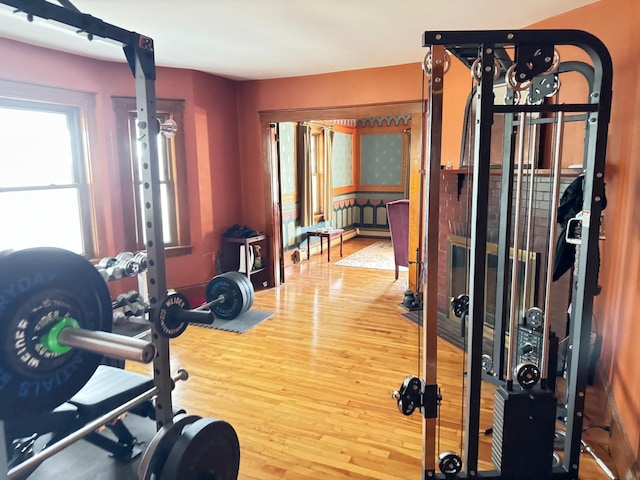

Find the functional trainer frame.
xmin=419 ymin=30 xmax=612 ymax=478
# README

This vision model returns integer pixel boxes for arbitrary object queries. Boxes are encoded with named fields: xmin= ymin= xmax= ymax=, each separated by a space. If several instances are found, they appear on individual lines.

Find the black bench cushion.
xmin=68 ymin=366 xmax=154 ymax=418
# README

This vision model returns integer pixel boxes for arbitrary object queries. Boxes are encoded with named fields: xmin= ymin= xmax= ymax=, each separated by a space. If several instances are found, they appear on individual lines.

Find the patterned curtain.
xmin=297 ymin=124 xmax=313 ymax=227
xmin=324 ymin=129 xmax=334 ymax=224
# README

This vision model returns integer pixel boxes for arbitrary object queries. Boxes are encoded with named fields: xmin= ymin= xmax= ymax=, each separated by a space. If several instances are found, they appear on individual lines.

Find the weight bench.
xmin=5 ymin=365 xmax=156 ymax=472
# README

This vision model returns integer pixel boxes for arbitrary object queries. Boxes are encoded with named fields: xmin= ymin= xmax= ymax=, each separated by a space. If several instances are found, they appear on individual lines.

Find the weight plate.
xmin=159 ymin=417 xmax=240 ymax=480
xmin=206 ymin=274 xmax=247 ymax=320
xmin=0 ymin=248 xmax=112 ymax=420
xmin=221 ymin=271 xmax=254 ymax=314
xmin=156 ymin=293 xmax=190 ymax=338
xmin=138 ymin=413 xmax=200 ymax=480
xmin=220 ymin=272 xmax=251 ymax=314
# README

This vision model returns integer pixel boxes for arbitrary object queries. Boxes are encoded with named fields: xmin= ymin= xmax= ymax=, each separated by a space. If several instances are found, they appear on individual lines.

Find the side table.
xmin=306 ymin=228 xmax=344 ymax=262
xmin=222 ymin=234 xmax=267 ymax=279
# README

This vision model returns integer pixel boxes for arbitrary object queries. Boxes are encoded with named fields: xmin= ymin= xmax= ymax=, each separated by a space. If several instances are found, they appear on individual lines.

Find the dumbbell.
xmin=116 ymin=252 xmax=140 ymax=277
xmin=134 ymin=252 xmax=148 ymax=272
xmin=113 ymin=290 xmax=147 ymax=318
xmin=113 ymin=290 xmax=141 ymax=309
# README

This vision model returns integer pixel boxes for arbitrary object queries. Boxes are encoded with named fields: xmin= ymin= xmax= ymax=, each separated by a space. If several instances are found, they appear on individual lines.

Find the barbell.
xmin=155 ymin=271 xmax=255 ymax=338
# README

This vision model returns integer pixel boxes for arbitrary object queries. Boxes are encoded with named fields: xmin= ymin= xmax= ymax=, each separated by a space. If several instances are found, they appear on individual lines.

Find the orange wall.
xmin=236 ymin=59 xmax=470 ymax=229
xmin=3 ymin=3 xmax=638 ymax=461
xmin=532 ymin=0 xmax=640 ymax=460
xmin=0 ymin=38 xmax=242 ymax=289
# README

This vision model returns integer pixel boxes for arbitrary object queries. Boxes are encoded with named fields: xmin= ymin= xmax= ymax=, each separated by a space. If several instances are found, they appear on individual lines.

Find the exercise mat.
xmin=194 ymin=309 xmax=274 ymax=334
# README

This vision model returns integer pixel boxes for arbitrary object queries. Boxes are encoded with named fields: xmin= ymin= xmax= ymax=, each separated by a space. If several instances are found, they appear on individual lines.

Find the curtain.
xmin=403 ymin=129 xmax=411 ymax=199
xmin=323 ymin=129 xmax=334 ymax=224
xmin=297 ymin=123 xmax=313 ymax=227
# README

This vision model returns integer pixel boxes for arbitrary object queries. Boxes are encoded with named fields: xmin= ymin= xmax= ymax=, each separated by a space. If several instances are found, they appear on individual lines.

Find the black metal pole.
xmin=463 ymin=44 xmax=495 ymax=476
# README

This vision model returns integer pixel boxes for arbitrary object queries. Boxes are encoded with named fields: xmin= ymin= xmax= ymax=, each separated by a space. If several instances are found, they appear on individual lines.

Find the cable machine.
xmin=394 ymin=30 xmax=612 ymax=479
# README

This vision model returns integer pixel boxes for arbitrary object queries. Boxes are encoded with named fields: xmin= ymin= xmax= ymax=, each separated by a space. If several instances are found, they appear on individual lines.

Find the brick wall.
xmin=435 ymin=170 xmax=576 ymax=339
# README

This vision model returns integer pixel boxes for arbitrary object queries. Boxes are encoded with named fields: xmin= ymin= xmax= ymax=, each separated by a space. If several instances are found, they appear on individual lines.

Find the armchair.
xmin=386 ymin=199 xmax=409 ymax=280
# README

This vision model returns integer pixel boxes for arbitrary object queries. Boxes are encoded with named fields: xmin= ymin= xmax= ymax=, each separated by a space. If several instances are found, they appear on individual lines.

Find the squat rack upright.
xmin=0 ymin=0 xmax=174 ymax=428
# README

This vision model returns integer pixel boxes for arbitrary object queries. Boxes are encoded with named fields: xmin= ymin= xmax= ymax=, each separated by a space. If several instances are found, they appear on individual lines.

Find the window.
xmin=112 ymin=97 xmax=190 ymax=253
xmin=309 ymin=126 xmax=325 ymax=217
xmin=0 ymin=83 xmax=95 ymax=256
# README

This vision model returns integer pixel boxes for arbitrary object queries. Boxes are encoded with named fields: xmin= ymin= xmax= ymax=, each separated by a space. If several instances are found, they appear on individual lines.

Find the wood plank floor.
xmin=129 ymin=237 xmax=614 ymax=479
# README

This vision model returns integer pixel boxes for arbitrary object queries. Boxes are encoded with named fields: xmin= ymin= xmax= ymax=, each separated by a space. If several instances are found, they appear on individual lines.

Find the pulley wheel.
xmin=0 ymin=248 xmax=112 ymax=420
xmin=438 ymin=451 xmax=462 ymax=475
xmin=481 ymin=354 xmax=493 ymax=373
xmin=515 ymin=362 xmax=541 ymax=390
xmin=525 ymin=307 xmax=544 ymax=329
xmin=451 ymin=294 xmax=469 ymax=319
xmin=159 ymin=417 xmax=240 ymax=480
xmin=138 ymin=413 xmax=200 ymax=480
xmin=206 ymin=273 xmax=252 ymax=320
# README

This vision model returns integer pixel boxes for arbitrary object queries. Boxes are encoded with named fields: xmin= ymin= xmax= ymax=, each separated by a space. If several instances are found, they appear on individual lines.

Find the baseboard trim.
xmin=355 ymin=228 xmax=391 ymax=238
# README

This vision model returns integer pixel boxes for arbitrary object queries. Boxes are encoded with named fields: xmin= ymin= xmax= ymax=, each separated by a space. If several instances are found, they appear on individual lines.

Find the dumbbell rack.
xmin=0 ymin=1 xmax=176 ymax=477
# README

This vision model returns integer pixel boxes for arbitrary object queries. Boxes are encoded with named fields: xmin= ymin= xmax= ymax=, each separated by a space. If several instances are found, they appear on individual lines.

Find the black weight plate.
xmin=206 ymin=274 xmax=247 ymax=320
xmin=159 ymin=417 xmax=240 ymax=480
xmin=0 ymin=248 xmax=112 ymax=420
xmin=156 ymin=293 xmax=190 ymax=338
xmin=138 ymin=413 xmax=200 ymax=480
xmin=221 ymin=271 xmax=254 ymax=314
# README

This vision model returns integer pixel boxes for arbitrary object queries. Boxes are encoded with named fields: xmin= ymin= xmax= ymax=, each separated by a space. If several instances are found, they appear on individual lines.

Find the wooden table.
xmin=307 ymin=228 xmax=344 ymax=262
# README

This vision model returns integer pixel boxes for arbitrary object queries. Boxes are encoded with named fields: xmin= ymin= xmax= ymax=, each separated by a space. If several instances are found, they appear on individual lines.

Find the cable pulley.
xmin=451 ymin=294 xmax=469 ymax=319
xmin=515 ymin=362 xmax=541 ymax=390
xmin=438 ymin=451 xmax=463 ymax=476
xmin=392 ymin=376 xmax=424 ymax=416
xmin=525 ymin=307 xmax=544 ymax=329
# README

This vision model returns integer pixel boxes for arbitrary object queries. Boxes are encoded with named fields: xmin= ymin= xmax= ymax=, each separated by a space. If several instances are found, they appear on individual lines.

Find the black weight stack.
xmin=491 ymin=386 xmax=557 ymax=478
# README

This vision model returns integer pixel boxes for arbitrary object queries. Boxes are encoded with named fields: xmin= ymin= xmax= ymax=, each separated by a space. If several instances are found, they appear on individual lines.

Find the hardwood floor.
xmin=129 ymin=237 xmax=614 ymax=479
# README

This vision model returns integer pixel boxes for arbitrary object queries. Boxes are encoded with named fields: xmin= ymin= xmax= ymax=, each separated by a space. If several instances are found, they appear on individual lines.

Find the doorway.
xmin=259 ymin=101 xmax=424 ymax=286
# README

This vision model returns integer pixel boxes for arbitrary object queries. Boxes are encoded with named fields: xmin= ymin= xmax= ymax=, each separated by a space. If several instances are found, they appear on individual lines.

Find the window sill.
xmin=165 ymin=245 xmax=193 ymax=258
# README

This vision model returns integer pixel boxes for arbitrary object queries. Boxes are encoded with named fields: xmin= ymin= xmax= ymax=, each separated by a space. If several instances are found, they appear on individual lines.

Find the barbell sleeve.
xmin=170 ymin=308 xmax=214 ymax=325
xmin=194 ymin=294 xmax=225 ymax=311
xmin=57 ymin=328 xmax=156 ymax=363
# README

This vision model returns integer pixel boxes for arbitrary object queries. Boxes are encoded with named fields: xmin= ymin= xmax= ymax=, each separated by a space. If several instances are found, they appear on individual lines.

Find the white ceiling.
xmin=0 ymin=0 xmax=598 ymax=81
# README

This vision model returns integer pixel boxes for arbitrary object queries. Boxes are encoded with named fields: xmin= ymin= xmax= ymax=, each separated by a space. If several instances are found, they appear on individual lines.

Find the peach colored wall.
xmin=0 ymin=38 xmax=242 ymax=289
xmin=236 ymin=59 xmax=469 ymax=229
xmin=532 ymin=0 xmax=640 ymax=461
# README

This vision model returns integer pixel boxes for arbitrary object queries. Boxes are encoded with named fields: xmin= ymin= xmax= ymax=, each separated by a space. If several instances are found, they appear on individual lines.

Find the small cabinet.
xmin=222 ymin=234 xmax=268 ymax=285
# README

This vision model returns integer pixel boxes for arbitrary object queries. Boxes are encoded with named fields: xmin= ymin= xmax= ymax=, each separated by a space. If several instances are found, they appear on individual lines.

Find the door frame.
xmin=259 ymin=101 xmax=425 ymax=287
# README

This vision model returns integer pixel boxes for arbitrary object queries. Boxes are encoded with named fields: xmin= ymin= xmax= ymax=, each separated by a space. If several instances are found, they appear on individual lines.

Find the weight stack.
xmin=491 ymin=386 xmax=556 ymax=478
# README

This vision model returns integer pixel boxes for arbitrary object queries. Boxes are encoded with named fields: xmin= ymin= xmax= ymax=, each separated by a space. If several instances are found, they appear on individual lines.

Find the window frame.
xmin=309 ymin=126 xmax=325 ymax=219
xmin=112 ymin=96 xmax=191 ymax=256
xmin=0 ymin=79 xmax=98 ymax=257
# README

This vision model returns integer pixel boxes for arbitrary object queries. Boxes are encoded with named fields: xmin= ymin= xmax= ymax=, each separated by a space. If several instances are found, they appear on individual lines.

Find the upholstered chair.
xmin=386 ymin=199 xmax=409 ymax=280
